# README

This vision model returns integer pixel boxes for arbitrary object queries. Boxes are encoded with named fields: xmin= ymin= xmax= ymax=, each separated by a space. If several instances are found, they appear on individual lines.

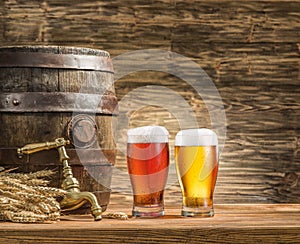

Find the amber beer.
xmin=127 ymin=126 xmax=169 ymax=217
xmin=175 ymin=128 xmax=218 ymax=217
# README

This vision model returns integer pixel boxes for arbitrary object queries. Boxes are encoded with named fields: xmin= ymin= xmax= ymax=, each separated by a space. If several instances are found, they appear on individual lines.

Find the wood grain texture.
xmin=0 ymin=0 xmax=299 ymax=204
xmin=0 ymin=204 xmax=299 ymax=243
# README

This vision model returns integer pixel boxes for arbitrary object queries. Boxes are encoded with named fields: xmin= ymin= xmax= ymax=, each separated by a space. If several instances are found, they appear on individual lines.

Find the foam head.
xmin=175 ymin=128 xmax=218 ymax=147
xmin=127 ymin=126 xmax=169 ymax=143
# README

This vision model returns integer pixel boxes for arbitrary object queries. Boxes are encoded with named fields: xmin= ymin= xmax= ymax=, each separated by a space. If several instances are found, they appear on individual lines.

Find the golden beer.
xmin=175 ymin=129 xmax=218 ymax=217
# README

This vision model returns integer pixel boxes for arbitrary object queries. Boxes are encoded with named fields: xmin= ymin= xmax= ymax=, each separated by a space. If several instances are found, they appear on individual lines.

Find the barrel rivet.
xmin=12 ymin=99 xmax=20 ymax=106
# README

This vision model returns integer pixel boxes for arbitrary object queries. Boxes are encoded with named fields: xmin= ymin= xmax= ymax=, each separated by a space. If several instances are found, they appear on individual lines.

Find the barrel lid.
xmin=0 ymin=46 xmax=113 ymax=72
xmin=0 ymin=46 xmax=110 ymax=57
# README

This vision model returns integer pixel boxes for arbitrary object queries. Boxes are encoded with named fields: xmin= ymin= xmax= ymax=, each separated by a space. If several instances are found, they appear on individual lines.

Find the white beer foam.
xmin=175 ymin=128 xmax=218 ymax=146
xmin=127 ymin=126 xmax=169 ymax=143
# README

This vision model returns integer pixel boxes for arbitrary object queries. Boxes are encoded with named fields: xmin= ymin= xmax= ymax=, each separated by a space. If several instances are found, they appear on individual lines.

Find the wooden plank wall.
xmin=0 ymin=0 xmax=299 ymax=204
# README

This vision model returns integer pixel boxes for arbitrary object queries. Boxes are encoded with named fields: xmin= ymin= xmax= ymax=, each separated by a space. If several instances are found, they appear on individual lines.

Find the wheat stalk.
xmin=0 ymin=167 xmax=66 ymax=223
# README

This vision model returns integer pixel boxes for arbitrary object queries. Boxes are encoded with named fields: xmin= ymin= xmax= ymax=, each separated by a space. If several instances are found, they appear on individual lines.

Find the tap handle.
xmin=18 ymin=138 xmax=70 ymax=157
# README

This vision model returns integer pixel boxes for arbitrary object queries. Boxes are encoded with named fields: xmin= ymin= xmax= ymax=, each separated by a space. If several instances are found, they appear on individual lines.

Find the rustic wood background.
xmin=0 ymin=0 xmax=299 ymax=205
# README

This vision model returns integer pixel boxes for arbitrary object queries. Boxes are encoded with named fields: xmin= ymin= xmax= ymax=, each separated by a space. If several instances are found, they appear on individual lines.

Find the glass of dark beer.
xmin=175 ymin=128 xmax=218 ymax=217
xmin=127 ymin=126 xmax=169 ymax=217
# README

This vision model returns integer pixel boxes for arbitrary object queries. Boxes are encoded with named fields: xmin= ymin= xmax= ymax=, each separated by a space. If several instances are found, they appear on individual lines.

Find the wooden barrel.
xmin=0 ymin=46 xmax=117 ymax=213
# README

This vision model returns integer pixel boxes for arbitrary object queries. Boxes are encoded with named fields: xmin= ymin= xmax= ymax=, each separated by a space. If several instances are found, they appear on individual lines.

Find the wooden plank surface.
xmin=0 ymin=204 xmax=299 ymax=243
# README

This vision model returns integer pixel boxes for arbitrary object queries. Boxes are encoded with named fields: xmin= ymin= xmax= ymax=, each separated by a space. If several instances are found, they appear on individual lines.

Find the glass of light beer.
xmin=127 ymin=126 xmax=169 ymax=217
xmin=175 ymin=128 xmax=218 ymax=217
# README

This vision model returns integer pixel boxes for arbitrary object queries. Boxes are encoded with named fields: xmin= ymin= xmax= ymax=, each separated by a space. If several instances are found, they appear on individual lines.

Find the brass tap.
xmin=17 ymin=138 xmax=69 ymax=157
xmin=18 ymin=138 xmax=102 ymax=221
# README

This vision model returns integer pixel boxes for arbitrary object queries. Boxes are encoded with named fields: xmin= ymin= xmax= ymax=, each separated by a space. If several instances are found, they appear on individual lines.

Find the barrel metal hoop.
xmin=0 ymin=92 xmax=118 ymax=115
xmin=0 ymin=52 xmax=114 ymax=73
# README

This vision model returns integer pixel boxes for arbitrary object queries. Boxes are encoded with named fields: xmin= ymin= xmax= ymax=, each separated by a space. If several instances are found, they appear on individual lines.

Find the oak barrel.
xmin=0 ymin=46 xmax=118 ymax=212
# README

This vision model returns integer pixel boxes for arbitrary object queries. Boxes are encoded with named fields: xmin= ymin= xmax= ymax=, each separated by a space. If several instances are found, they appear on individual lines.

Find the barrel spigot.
xmin=17 ymin=138 xmax=69 ymax=158
xmin=18 ymin=138 xmax=102 ymax=221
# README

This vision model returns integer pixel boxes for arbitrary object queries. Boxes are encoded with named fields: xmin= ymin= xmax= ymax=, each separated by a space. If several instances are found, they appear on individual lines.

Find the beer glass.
xmin=175 ymin=128 xmax=218 ymax=217
xmin=127 ymin=126 xmax=169 ymax=217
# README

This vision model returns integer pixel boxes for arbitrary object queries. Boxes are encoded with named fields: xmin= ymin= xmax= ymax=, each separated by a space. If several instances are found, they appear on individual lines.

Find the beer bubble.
xmin=175 ymin=128 xmax=218 ymax=147
xmin=127 ymin=126 xmax=169 ymax=143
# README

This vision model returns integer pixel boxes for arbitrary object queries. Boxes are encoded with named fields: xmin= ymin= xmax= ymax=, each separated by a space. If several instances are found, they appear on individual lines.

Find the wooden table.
xmin=1 ymin=204 xmax=299 ymax=243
